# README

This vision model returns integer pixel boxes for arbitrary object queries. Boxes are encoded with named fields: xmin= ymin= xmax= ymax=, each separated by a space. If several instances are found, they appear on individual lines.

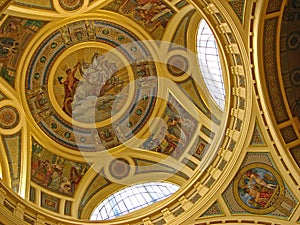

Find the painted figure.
xmin=59 ymin=63 xmax=80 ymax=116
xmin=31 ymin=142 xmax=89 ymax=195
xmin=66 ymin=53 xmax=124 ymax=122
xmin=236 ymin=166 xmax=279 ymax=210
xmin=244 ymin=187 xmax=273 ymax=207
xmin=119 ymin=0 xmax=173 ymax=31
xmin=246 ymin=170 xmax=277 ymax=190
xmin=135 ymin=0 xmax=171 ymax=25
xmin=143 ymin=97 xmax=196 ymax=158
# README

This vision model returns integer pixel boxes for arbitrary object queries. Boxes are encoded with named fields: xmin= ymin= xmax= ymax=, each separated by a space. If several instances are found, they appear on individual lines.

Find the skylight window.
xmin=90 ymin=182 xmax=179 ymax=221
xmin=197 ymin=19 xmax=225 ymax=109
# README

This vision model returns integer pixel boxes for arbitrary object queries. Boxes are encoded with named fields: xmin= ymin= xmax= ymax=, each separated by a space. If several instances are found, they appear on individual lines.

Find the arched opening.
xmin=90 ymin=182 xmax=179 ymax=220
xmin=197 ymin=19 xmax=225 ymax=109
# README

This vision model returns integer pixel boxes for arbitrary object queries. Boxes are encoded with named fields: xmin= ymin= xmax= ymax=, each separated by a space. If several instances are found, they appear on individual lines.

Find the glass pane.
xmin=197 ymin=19 xmax=225 ymax=109
xmin=90 ymin=182 xmax=179 ymax=221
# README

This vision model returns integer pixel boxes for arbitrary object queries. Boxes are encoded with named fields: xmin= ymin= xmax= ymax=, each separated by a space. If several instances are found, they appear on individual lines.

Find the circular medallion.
xmin=233 ymin=163 xmax=284 ymax=214
xmin=25 ymin=19 xmax=158 ymax=151
xmin=51 ymin=47 xmax=130 ymax=124
xmin=0 ymin=106 xmax=19 ymax=129
xmin=291 ymin=69 xmax=300 ymax=86
xmin=287 ymin=32 xmax=300 ymax=50
xmin=109 ymin=158 xmax=130 ymax=179
xmin=167 ymin=55 xmax=188 ymax=76
xmin=59 ymin=0 xmax=84 ymax=11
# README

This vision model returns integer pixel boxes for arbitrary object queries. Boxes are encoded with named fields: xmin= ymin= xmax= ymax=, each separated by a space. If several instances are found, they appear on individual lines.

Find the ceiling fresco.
xmin=0 ymin=17 xmax=46 ymax=87
xmin=0 ymin=0 xmax=299 ymax=224
xmin=0 ymin=0 xmax=228 ymax=221
xmin=223 ymin=153 xmax=298 ymax=218
xmin=24 ymin=18 xmax=158 ymax=151
xmin=31 ymin=138 xmax=90 ymax=196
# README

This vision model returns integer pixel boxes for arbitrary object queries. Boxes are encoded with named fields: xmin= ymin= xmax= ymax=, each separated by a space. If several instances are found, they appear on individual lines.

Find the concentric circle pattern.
xmin=59 ymin=0 xmax=84 ymax=11
xmin=0 ymin=105 xmax=19 ymax=129
xmin=167 ymin=55 xmax=189 ymax=76
xmin=25 ymin=19 xmax=158 ymax=151
xmin=109 ymin=158 xmax=130 ymax=179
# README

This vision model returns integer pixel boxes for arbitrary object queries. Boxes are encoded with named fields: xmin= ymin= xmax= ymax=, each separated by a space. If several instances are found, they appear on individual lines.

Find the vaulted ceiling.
xmin=0 ymin=0 xmax=299 ymax=225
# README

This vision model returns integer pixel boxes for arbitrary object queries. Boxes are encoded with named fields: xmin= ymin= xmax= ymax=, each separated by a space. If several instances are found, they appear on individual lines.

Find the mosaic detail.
xmin=119 ymin=0 xmax=173 ymax=30
xmin=223 ymin=153 xmax=298 ymax=217
xmin=0 ymin=106 xmax=19 ymax=129
xmin=201 ymin=201 xmax=223 ymax=217
xmin=142 ymin=94 xmax=197 ymax=159
xmin=167 ymin=55 xmax=188 ymax=76
xmin=0 ymin=17 xmax=46 ymax=87
xmin=264 ymin=18 xmax=289 ymax=123
xmin=267 ymin=0 xmax=283 ymax=14
xmin=41 ymin=192 xmax=60 ymax=212
xmin=170 ymin=10 xmax=195 ymax=50
xmin=59 ymin=0 xmax=83 ymax=10
xmin=188 ymin=136 xmax=210 ymax=161
xmin=1 ymin=131 xmax=22 ymax=193
xmin=290 ymin=145 xmax=300 ymax=167
xmin=229 ymin=0 xmax=245 ymax=22
xmin=104 ymin=0 xmax=174 ymax=39
xmin=14 ymin=0 xmax=54 ymax=10
xmin=26 ymin=20 xmax=158 ymax=151
xmin=234 ymin=163 xmax=285 ymax=214
xmin=109 ymin=158 xmax=130 ymax=179
xmin=31 ymin=139 xmax=90 ymax=196
xmin=53 ymin=50 xmax=129 ymax=122
xmin=250 ymin=122 xmax=265 ymax=146
xmin=280 ymin=125 xmax=297 ymax=143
